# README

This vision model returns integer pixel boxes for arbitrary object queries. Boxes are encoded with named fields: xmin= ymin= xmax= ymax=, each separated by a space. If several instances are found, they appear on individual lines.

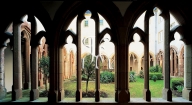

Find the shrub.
xmin=149 ymin=66 xmax=157 ymax=72
xmin=176 ymin=85 xmax=184 ymax=93
xmin=65 ymin=90 xmax=75 ymax=97
xmin=149 ymin=65 xmax=162 ymax=73
xmin=158 ymin=65 xmax=162 ymax=73
xmin=149 ymin=73 xmax=163 ymax=80
xmin=130 ymin=71 xmax=135 ymax=75
xmin=100 ymin=71 xmax=114 ymax=83
xmin=82 ymin=90 xmax=108 ymax=98
xmin=171 ymin=77 xmax=184 ymax=90
xmin=151 ymin=75 xmax=157 ymax=82
xmin=129 ymin=71 xmax=136 ymax=82
xmin=139 ymin=70 xmax=144 ymax=78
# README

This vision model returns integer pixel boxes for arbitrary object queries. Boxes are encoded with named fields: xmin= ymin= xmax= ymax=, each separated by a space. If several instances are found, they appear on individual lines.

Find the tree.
xmin=39 ymin=56 xmax=50 ymax=91
xmin=82 ymin=54 xmax=96 ymax=95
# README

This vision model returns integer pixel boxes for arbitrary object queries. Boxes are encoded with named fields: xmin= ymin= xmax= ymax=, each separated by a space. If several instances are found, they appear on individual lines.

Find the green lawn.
xmin=64 ymin=76 xmax=164 ymax=98
xmin=129 ymin=76 xmax=164 ymax=97
xmin=4 ymin=77 xmax=165 ymax=98
xmin=64 ymin=81 xmax=115 ymax=98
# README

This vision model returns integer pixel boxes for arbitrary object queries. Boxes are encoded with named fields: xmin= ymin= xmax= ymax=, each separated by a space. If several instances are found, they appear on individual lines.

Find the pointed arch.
xmin=128 ymin=27 xmax=146 ymax=44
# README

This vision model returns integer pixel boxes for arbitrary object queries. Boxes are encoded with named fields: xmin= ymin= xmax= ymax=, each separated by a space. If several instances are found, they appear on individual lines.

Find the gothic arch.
xmin=128 ymin=52 xmax=139 ymax=72
xmin=124 ymin=1 xmax=188 ymax=29
xmin=109 ymin=54 xmax=115 ymax=70
xmin=52 ymin=1 xmax=122 ymax=101
xmin=170 ymin=47 xmax=178 ymax=76
xmin=156 ymin=50 xmax=163 ymax=65
xmin=149 ymin=51 xmax=155 ymax=67
xmin=69 ymin=50 xmax=75 ymax=78
xmin=170 ymin=45 xmax=179 ymax=53
xmin=100 ymin=54 xmax=108 ymax=70
xmin=1 ymin=1 xmax=52 ymax=42
xmin=21 ymin=29 xmax=31 ymax=89
xmin=140 ymin=52 xmax=155 ymax=71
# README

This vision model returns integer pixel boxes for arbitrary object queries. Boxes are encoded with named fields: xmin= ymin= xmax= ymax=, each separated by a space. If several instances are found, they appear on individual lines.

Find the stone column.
xmin=39 ymin=52 xmax=43 ymax=87
xmin=66 ymin=54 xmax=70 ymax=79
xmin=138 ymin=59 xmax=141 ymax=73
xmin=58 ymin=46 xmax=64 ymax=101
xmin=38 ymin=52 xmax=41 ymax=86
xmin=170 ymin=52 xmax=173 ymax=76
xmin=182 ymin=44 xmax=192 ymax=101
xmin=178 ymin=55 xmax=184 ymax=76
xmin=23 ymin=38 xmax=31 ymax=89
xmin=63 ymin=55 xmax=66 ymax=80
xmin=118 ymin=27 xmax=130 ymax=102
xmin=64 ymin=54 xmax=68 ymax=79
xmin=95 ymin=14 xmax=100 ymax=102
xmin=161 ymin=9 xmax=172 ymax=101
xmin=143 ymin=8 xmax=152 ymax=101
xmin=69 ymin=53 xmax=72 ymax=78
xmin=174 ymin=55 xmax=178 ymax=76
xmin=76 ymin=16 xmax=82 ymax=102
xmin=30 ymin=46 xmax=39 ymax=101
xmin=114 ymin=54 xmax=118 ymax=102
xmin=95 ymin=54 xmax=100 ymax=102
xmin=12 ymin=19 xmax=23 ymax=101
xmin=0 ymin=47 xmax=7 ymax=100
xmin=48 ymin=43 xmax=58 ymax=102
xmin=29 ymin=14 xmax=39 ymax=101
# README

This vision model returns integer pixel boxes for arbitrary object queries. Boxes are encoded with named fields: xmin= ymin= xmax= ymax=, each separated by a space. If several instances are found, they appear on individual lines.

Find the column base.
xmin=118 ymin=90 xmax=130 ymax=103
xmin=76 ymin=89 xmax=82 ymax=102
xmin=143 ymin=89 xmax=151 ymax=101
xmin=0 ymin=87 xmax=7 ymax=100
xmin=95 ymin=90 xmax=100 ymax=102
xmin=48 ymin=90 xmax=58 ymax=103
xmin=182 ymin=88 xmax=192 ymax=101
xmin=115 ymin=89 xmax=118 ymax=102
xmin=23 ymin=82 xmax=31 ymax=89
xmin=30 ymin=89 xmax=39 ymax=101
xmin=12 ymin=88 xmax=22 ymax=101
xmin=58 ymin=89 xmax=64 ymax=101
xmin=162 ymin=88 xmax=172 ymax=101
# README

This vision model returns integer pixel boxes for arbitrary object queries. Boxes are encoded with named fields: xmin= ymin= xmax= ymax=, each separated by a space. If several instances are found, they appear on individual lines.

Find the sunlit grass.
xmin=129 ymin=77 xmax=164 ymax=97
xmin=64 ymin=81 xmax=115 ymax=98
xmin=149 ymin=79 xmax=164 ymax=97
xmin=4 ymin=77 xmax=164 ymax=99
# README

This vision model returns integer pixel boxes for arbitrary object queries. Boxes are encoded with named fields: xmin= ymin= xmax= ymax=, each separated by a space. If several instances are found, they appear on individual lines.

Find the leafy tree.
xmin=82 ymin=54 xmax=96 ymax=95
xmin=39 ymin=56 xmax=50 ymax=91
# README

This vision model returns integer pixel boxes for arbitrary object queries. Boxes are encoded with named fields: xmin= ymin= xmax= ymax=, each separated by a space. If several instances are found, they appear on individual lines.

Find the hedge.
xmin=149 ymin=73 xmax=163 ymax=80
xmin=171 ymin=77 xmax=184 ymax=90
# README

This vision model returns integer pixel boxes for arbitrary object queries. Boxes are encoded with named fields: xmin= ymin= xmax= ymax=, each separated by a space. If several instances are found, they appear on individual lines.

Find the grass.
xmin=64 ymin=76 xmax=164 ymax=98
xmin=129 ymin=76 xmax=164 ymax=97
xmin=3 ymin=76 xmax=169 ymax=99
xmin=64 ymin=80 xmax=115 ymax=98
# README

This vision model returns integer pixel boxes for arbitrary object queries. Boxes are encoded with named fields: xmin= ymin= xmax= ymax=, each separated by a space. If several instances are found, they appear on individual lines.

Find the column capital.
xmin=27 ymin=14 xmax=35 ymax=23
xmin=0 ymin=32 xmax=13 ymax=48
xmin=159 ymin=9 xmax=170 ymax=20
xmin=13 ymin=18 xmax=24 ymax=24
